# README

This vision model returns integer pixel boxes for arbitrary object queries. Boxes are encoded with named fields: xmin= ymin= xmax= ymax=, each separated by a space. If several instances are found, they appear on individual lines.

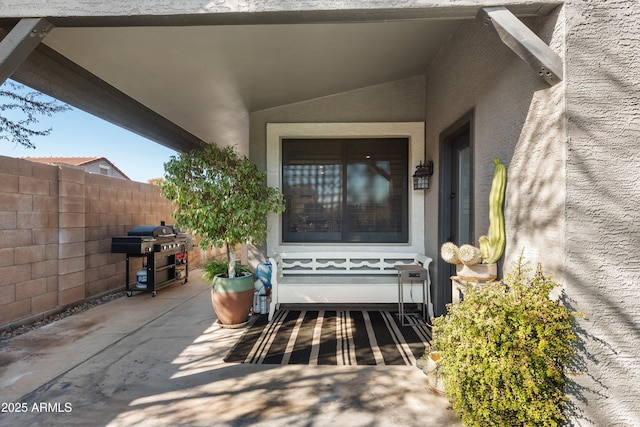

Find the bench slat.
xmin=279 ymin=276 xmax=397 ymax=285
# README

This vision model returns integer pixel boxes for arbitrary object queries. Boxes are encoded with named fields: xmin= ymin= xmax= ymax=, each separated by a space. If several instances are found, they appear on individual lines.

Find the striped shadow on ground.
xmin=224 ymin=310 xmax=431 ymax=366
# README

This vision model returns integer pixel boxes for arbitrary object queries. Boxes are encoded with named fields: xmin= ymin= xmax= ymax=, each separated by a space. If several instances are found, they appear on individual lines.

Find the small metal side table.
xmin=395 ymin=265 xmax=429 ymax=326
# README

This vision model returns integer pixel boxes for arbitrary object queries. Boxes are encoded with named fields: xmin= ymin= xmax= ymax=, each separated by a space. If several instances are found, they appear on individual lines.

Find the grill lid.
xmin=127 ymin=225 xmax=175 ymax=238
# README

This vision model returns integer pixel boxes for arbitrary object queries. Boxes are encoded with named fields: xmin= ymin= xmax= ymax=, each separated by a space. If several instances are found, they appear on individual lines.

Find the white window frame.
xmin=266 ymin=122 xmax=425 ymax=255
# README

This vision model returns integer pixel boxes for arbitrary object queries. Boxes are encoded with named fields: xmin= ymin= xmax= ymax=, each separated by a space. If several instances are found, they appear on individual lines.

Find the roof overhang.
xmin=0 ymin=2 xmax=562 ymax=153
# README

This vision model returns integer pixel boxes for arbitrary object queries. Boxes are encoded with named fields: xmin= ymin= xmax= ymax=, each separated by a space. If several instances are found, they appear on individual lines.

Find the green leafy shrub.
xmin=202 ymin=257 xmax=252 ymax=282
xmin=431 ymin=258 xmax=581 ymax=426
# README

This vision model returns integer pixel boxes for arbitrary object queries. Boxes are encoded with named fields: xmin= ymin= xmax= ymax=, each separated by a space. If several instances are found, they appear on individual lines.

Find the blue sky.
xmin=0 ymin=82 xmax=178 ymax=183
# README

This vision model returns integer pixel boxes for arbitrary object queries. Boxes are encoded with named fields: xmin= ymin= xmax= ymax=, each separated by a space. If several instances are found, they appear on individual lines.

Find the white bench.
xmin=267 ymin=252 xmax=433 ymax=321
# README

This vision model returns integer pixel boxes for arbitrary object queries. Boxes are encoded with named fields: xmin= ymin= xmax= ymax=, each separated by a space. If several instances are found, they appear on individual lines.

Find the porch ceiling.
xmin=40 ymin=20 xmax=458 ymax=145
xmin=1 ymin=3 xmax=559 ymax=152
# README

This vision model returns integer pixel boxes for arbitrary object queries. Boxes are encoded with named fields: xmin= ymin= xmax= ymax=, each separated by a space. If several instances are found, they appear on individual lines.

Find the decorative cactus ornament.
xmin=458 ymin=244 xmax=482 ymax=266
xmin=440 ymin=157 xmax=506 ymax=267
xmin=441 ymin=242 xmax=460 ymax=265
xmin=479 ymin=157 xmax=506 ymax=264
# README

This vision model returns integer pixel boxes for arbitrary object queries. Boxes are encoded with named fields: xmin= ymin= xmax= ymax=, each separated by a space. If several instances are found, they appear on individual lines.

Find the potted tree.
xmin=161 ymin=142 xmax=285 ymax=326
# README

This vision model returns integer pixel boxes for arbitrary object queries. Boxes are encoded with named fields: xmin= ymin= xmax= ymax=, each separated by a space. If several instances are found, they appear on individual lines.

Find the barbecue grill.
xmin=111 ymin=222 xmax=193 ymax=297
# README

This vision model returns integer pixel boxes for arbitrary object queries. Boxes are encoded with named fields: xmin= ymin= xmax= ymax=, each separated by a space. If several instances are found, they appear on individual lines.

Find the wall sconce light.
xmin=413 ymin=160 xmax=434 ymax=190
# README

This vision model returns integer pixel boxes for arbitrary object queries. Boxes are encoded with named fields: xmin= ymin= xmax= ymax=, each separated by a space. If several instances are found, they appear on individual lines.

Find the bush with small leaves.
xmin=430 ymin=257 xmax=581 ymax=427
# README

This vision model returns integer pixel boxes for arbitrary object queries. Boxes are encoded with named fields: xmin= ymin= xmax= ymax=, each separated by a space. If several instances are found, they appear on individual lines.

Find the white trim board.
xmin=266 ymin=122 xmax=425 ymax=255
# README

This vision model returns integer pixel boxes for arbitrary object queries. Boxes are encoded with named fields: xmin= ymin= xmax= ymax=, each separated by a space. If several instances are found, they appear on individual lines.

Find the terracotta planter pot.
xmin=456 ymin=262 xmax=497 ymax=282
xmin=211 ymin=272 xmax=255 ymax=326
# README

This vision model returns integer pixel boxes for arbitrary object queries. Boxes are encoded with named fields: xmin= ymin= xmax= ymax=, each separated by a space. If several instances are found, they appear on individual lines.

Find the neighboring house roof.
xmin=22 ymin=156 xmax=131 ymax=180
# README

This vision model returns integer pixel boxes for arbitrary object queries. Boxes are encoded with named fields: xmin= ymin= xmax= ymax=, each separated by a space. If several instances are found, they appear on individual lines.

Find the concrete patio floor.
xmin=0 ymin=270 xmax=461 ymax=427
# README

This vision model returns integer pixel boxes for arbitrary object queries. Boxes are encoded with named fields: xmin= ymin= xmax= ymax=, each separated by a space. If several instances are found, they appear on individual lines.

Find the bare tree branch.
xmin=0 ymin=80 xmax=71 ymax=149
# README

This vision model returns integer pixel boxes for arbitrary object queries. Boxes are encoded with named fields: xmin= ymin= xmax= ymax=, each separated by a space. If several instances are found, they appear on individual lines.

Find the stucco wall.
xmin=563 ymin=0 xmax=640 ymax=424
xmin=249 ymin=75 xmax=426 ymax=171
xmin=424 ymin=11 xmax=566 ymax=296
xmin=82 ymin=160 xmax=128 ymax=180
xmin=426 ymin=2 xmax=640 ymax=423
xmin=0 ymin=1 xmax=561 ymax=20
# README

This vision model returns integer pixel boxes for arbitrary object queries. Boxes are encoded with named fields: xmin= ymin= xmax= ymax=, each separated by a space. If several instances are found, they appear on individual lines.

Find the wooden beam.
xmin=0 ymin=28 xmax=201 ymax=153
xmin=477 ymin=7 xmax=563 ymax=86
xmin=0 ymin=18 xmax=53 ymax=86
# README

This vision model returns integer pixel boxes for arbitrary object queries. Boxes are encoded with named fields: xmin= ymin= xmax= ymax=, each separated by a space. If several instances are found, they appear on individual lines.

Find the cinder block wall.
xmin=0 ymin=156 xmax=60 ymax=327
xmin=83 ymin=169 xmax=180 ymax=300
xmin=0 ymin=156 xmax=208 ymax=329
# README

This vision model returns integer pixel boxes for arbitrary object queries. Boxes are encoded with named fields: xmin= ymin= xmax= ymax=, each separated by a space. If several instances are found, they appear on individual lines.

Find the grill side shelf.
xmin=123 ymin=250 xmax=189 ymax=297
xmin=111 ymin=225 xmax=192 ymax=298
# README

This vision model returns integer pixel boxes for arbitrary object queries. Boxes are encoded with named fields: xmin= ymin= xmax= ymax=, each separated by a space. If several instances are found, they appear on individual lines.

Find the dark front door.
xmin=436 ymin=116 xmax=473 ymax=316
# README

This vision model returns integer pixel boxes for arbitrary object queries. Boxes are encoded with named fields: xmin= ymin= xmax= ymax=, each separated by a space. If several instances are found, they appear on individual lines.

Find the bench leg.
xmin=268 ymin=297 xmax=277 ymax=321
